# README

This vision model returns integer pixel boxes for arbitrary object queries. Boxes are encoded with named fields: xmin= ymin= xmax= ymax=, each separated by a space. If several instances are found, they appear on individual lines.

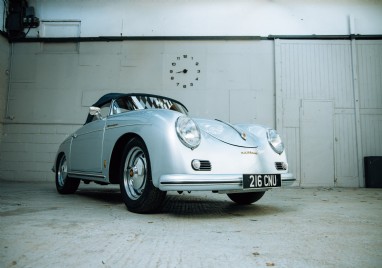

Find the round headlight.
xmin=176 ymin=116 xmax=201 ymax=149
xmin=267 ymin=129 xmax=284 ymax=154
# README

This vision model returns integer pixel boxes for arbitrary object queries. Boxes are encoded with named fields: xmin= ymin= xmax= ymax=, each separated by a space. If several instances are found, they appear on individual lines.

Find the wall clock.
xmin=169 ymin=55 xmax=201 ymax=89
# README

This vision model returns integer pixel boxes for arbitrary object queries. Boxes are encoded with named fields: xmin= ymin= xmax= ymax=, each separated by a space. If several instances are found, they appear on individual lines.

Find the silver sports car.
xmin=53 ymin=93 xmax=295 ymax=213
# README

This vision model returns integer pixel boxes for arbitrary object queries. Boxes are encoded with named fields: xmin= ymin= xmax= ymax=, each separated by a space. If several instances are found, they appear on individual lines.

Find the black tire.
xmin=55 ymin=154 xmax=80 ymax=194
xmin=227 ymin=191 xmax=265 ymax=205
xmin=119 ymin=138 xmax=166 ymax=213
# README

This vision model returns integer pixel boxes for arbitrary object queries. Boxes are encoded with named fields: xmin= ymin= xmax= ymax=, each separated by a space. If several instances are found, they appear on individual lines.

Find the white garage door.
xmin=275 ymin=39 xmax=358 ymax=187
xmin=301 ymin=100 xmax=334 ymax=186
xmin=276 ymin=39 xmax=382 ymax=187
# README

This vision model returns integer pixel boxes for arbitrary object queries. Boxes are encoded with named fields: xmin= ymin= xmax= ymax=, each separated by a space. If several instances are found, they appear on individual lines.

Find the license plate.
xmin=243 ymin=174 xmax=281 ymax=189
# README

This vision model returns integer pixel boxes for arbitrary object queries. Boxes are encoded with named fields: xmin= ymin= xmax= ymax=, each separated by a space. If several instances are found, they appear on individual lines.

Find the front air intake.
xmin=191 ymin=160 xmax=212 ymax=171
xmin=275 ymin=162 xmax=287 ymax=171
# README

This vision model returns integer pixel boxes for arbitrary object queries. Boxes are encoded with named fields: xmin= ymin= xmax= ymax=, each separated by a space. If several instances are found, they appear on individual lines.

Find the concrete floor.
xmin=0 ymin=181 xmax=381 ymax=268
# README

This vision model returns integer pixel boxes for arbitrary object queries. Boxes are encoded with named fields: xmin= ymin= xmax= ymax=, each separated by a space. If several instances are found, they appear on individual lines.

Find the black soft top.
xmin=91 ymin=93 xmax=186 ymax=108
xmin=91 ymin=93 xmax=123 ymax=107
xmin=85 ymin=92 xmax=188 ymax=124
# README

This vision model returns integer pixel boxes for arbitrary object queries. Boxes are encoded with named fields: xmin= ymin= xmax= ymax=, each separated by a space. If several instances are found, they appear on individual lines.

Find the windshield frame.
xmin=85 ymin=93 xmax=189 ymax=124
xmin=112 ymin=94 xmax=189 ymax=116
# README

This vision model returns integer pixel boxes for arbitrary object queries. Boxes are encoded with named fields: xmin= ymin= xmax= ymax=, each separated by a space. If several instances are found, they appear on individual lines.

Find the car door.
xmin=69 ymin=103 xmax=109 ymax=174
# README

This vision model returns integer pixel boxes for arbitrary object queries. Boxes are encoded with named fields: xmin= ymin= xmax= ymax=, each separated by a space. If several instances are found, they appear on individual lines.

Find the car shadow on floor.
xmin=76 ymin=186 xmax=123 ymax=205
xmin=161 ymin=194 xmax=288 ymax=218
xmin=75 ymin=186 xmax=290 ymax=218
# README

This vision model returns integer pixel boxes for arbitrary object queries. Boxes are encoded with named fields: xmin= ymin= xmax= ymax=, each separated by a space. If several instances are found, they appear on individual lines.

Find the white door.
xmin=300 ymin=100 xmax=334 ymax=187
xmin=70 ymin=119 xmax=106 ymax=173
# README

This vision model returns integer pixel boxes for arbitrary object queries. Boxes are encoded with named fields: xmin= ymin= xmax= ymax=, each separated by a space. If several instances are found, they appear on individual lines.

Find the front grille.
xmin=199 ymin=160 xmax=212 ymax=171
xmin=275 ymin=162 xmax=287 ymax=170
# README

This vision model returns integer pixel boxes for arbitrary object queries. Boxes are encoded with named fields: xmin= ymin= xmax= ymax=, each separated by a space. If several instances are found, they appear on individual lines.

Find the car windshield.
xmin=113 ymin=95 xmax=188 ymax=115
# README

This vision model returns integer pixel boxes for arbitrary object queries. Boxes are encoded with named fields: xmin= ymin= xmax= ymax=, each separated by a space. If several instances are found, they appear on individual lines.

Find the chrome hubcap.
xmin=123 ymin=147 xmax=147 ymax=200
xmin=57 ymin=156 xmax=68 ymax=187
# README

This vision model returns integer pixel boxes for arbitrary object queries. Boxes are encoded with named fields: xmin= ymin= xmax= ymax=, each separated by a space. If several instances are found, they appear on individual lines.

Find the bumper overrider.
xmin=158 ymin=173 xmax=295 ymax=192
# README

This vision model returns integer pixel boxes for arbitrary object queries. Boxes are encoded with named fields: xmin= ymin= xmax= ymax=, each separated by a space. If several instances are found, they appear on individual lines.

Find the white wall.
xmin=0 ymin=0 xmax=5 ymax=33
xmin=5 ymin=40 xmax=275 ymax=125
xmin=26 ymin=0 xmax=382 ymax=38
xmin=0 ymin=35 xmax=9 ymax=160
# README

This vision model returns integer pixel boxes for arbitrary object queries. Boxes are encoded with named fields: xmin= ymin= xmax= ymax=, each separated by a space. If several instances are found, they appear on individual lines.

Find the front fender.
xmin=52 ymin=137 xmax=72 ymax=173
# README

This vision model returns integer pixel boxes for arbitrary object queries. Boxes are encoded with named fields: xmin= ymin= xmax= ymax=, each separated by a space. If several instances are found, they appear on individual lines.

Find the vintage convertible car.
xmin=53 ymin=93 xmax=295 ymax=213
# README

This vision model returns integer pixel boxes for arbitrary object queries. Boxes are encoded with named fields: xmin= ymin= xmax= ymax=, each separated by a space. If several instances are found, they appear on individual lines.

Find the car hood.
xmin=194 ymin=118 xmax=258 ymax=148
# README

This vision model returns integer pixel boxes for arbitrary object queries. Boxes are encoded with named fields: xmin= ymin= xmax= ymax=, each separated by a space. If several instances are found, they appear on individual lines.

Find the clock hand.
xmin=176 ymin=69 xmax=188 ymax=74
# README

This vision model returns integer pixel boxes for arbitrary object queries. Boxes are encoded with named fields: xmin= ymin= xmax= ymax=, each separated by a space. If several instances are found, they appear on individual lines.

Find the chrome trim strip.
xmin=68 ymin=171 xmax=105 ymax=179
xmin=159 ymin=174 xmax=242 ymax=191
xmin=215 ymin=119 xmax=247 ymax=141
xmin=281 ymin=173 xmax=296 ymax=187
xmin=159 ymin=173 xmax=295 ymax=191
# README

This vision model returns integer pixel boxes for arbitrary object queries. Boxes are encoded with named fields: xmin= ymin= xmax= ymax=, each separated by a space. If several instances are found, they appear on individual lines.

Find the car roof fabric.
xmin=84 ymin=92 xmax=187 ymax=124
xmin=92 ymin=93 xmax=125 ymax=107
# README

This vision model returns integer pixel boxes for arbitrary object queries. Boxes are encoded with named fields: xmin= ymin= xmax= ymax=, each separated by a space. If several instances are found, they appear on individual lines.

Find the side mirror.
xmin=89 ymin=106 xmax=102 ymax=119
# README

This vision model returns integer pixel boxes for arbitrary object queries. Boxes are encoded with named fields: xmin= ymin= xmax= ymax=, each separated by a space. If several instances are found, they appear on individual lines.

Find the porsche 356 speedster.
xmin=53 ymin=93 xmax=295 ymax=213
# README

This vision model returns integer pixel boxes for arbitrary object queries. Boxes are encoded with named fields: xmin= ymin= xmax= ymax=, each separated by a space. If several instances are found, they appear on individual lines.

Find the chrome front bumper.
xmin=158 ymin=173 xmax=295 ymax=191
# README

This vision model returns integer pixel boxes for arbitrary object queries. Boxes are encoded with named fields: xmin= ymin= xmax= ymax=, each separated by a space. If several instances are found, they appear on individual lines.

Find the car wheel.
xmin=55 ymin=154 xmax=80 ymax=194
xmin=227 ymin=192 xmax=265 ymax=205
xmin=120 ymin=138 xmax=166 ymax=213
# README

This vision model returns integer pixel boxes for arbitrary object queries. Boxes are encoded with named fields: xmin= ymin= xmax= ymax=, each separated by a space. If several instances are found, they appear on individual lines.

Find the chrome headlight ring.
xmin=176 ymin=116 xmax=201 ymax=149
xmin=267 ymin=129 xmax=284 ymax=154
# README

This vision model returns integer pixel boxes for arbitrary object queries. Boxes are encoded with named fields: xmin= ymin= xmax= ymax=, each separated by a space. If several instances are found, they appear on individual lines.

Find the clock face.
xmin=169 ymin=55 xmax=200 ymax=89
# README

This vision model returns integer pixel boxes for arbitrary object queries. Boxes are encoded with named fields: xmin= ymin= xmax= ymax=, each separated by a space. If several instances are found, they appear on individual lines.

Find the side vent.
xmin=199 ymin=160 xmax=212 ymax=171
xmin=191 ymin=159 xmax=212 ymax=171
xmin=275 ymin=162 xmax=287 ymax=171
